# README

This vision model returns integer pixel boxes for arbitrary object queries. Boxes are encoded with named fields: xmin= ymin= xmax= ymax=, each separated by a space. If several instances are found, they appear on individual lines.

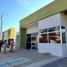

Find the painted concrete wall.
xmin=60 ymin=13 xmax=67 ymax=57
xmin=38 ymin=43 xmax=63 ymax=56
xmin=60 ymin=13 xmax=67 ymax=29
xmin=62 ymin=44 xmax=67 ymax=57
xmin=20 ymin=28 xmax=26 ymax=48
xmin=26 ymin=22 xmax=38 ymax=34
xmin=38 ymin=13 xmax=67 ymax=57
xmin=20 ymin=0 xmax=67 ymax=28
xmin=3 ymin=28 xmax=15 ymax=40
xmin=10 ymin=28 xmax=15 ymax=39
xmin=25 ymin=13 xmax=67 ymax=57
xmin=15 ymin=32 xmax=20 ymax=48
xmin=3 ymin=30 xmax=10 ymax=40
xmin=38 ymin=13 xmax=61 ymax=29
xmin=38 ymin=13 xmax=62 ymax=56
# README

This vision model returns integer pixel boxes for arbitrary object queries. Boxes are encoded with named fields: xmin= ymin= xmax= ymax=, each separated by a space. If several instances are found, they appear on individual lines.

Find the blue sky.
xmin=0 ymin=0 xmax=54 ymax=31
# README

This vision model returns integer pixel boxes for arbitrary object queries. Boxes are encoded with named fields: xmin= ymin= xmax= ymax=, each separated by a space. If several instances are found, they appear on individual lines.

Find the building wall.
xmin=20 ymin=12 xmax=67 ymax=57
xmin=37 ymin=13 xmax=67 ymax=57
xmin=38 ymin=13 xmax=61 ymax=56
xmin=26 ymin=22 xmax=38 ymax=34
xmin=38 ymin=43 xmax=63 ymax=56
xmin=3 ymin=28 xmax=15 ymax=40
xmin=15 ymin=34 xmax=19 ymax=48
xmin=3 ymin=30 xmax=10 ymax=40
xmin=10 ymin=28 xmax=15 ymax=39
xmin=20 ymin=28 xmax=26 ymax=48
xmin=20 ymin=0 xmax=67 ymax=57
xmin=38 ymin=13 xmax=61 ymax=29
xmin=20 ymin=0 xmax=67 ymax=28
xmin=22 ymin=13 xmax=67 ymax=57
xmin=26 ymin=13 xmax=63 ymax=56
xmin=60 ymin=13 xmax=67 ymax=57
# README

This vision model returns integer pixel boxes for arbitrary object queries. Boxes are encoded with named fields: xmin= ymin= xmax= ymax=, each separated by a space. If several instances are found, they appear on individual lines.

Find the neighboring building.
xmin=3 ymin=28 xmax=15 ymax=40
xmin=15 ymin=32 xmax=20 ymax=48
xmin=20 ymin=0 xmax=67 ymax=57
xmin=14 ymin=29 xmax=20 ymax=48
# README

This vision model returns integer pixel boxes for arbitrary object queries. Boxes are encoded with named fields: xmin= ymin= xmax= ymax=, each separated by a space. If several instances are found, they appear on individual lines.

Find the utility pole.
xmin=0 ymin=12 xmax=4 ymax=40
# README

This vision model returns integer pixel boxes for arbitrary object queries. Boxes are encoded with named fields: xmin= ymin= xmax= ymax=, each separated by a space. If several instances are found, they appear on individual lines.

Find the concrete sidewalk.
xmin=24 ymin=56 xmax=60 ymax=67
xmin=0 ymin=49 xmax=60 ymax=67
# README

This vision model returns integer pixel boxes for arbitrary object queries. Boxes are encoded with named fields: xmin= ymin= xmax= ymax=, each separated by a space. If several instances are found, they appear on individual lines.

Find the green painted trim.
xmin=20 ymin=28 xmax=26 ymax=48
xmin=20 ymin=0 xmax=67 ymax=28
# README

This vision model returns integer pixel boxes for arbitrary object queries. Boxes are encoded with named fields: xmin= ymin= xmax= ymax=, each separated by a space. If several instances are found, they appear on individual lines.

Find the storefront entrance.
xmin=26 ymin=33 xmax=38 ymax=50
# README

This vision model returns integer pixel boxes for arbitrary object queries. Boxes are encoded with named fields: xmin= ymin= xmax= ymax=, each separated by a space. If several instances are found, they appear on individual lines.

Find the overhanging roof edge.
xmin=20 ymin=0 xmax=67 ymax=28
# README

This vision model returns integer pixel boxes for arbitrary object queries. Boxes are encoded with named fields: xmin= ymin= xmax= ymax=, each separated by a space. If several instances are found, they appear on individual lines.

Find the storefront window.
xmin=40 ymin=29 xmax=44 ymax=33
xmin=48 ymin=26 xmax=60 ymax=32
xmin=39 ymin=34 xmax=48 ymax=43
xmin=61 ymin=26 xmax=66 ymax=43
xmin=62 ymin=32 xmax=66 ymax=43
xmin=49 ymin=32 xmax=61 ymax=43
xmin=39 ymin=26 xmax=66 ymax=44
xmin=31 ymin=33 xmax=38 ymax=37
xmin=48 ymin=27 xmax=56 ymax=32
xmin=44 ymin=29 xmax=47 ymax=32
xmin=40 ymin=29 xmax=47 ymax=33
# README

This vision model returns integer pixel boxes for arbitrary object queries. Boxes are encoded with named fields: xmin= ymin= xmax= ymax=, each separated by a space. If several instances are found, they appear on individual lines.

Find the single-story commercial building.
xmin=20 ymin=0 xmax=67 ymax=57
xmin=3 ymin=28 xmax=15 ymax=40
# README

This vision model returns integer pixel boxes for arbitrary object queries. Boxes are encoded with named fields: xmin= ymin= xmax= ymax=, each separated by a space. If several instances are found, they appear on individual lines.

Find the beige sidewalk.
xmin=0 ymin=49 xmax=60 ymax=67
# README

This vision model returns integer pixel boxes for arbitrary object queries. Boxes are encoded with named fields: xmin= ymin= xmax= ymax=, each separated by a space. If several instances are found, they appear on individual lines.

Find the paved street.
xmin=0 ymin=48 xmax=60 ymax=67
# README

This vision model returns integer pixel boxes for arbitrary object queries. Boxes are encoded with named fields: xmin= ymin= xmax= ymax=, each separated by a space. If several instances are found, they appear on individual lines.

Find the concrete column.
xmin=20 ymin=28 xmax=26 ymax=48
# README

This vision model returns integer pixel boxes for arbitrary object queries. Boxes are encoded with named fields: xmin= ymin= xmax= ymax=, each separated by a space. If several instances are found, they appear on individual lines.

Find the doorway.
xmin=26 ymin=33 xmax=38 ymax=50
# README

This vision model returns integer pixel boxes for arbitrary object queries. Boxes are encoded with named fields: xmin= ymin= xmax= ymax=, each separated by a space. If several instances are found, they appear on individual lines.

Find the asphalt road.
xmin=41 ymin=57 xmax=67 ymax=67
